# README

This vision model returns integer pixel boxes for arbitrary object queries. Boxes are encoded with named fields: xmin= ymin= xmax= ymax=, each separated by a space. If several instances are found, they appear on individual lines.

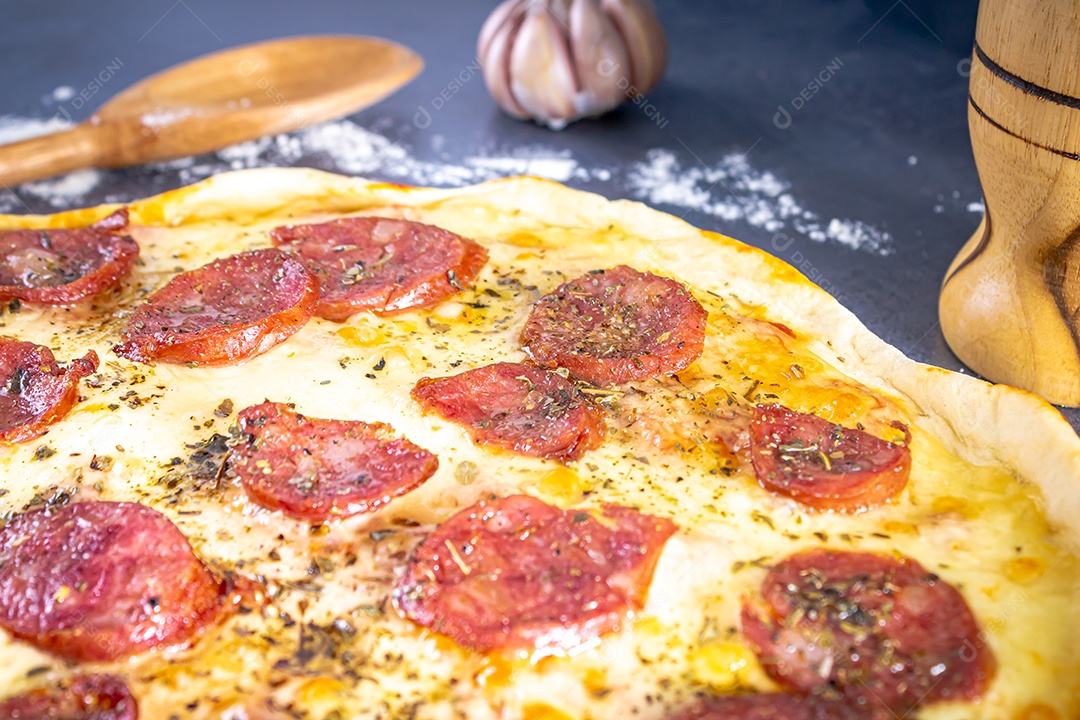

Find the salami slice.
xmin=0 ymin=674 xmax=138 ymax=720
xmin=0 ymin=209 xmax=138 ymax=305
xmin=740 ymin=548 xmax=995 ymax=713
xmin=113 ymin=248 xmax=318 ymax=366
xmin=669 ymin=694 xmax=867 ymax=720
xmin=0 ymin=501 xmax=226 ymax=662
xmin=395 ymin=495 xmax=676 ymax=652
xmin=520 ymin=266 xmax=707 ymax=385
xmin=232 ymin=401 xmax=439 ymax=521
xmin=411 ymin=362 xmax=604 ymax=461
xmin=271 ymin=216 xmax=488 ymax=320
xmin=749 ymin=404 xmax=910 ymax=512
xmin=0 ymin=338 xmax=97 ymax=444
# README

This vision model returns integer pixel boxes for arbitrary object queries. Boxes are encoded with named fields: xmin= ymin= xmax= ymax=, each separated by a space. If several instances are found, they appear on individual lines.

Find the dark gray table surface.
xmin=6 ymin=0 xmax=1074 ymax=430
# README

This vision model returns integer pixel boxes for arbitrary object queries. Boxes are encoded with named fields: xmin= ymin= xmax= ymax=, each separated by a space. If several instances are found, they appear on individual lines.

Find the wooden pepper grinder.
xmin=940 ymin=0 xmax=1080 ymax=406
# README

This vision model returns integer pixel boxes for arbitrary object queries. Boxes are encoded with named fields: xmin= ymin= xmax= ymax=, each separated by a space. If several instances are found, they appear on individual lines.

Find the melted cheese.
xmin=0 ymin=199 xmax=1076 ymax=720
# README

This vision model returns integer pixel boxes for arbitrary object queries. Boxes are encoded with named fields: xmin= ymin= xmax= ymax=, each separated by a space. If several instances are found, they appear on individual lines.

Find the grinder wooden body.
xmin=940 ymin=0 xmax=1080 ymax=406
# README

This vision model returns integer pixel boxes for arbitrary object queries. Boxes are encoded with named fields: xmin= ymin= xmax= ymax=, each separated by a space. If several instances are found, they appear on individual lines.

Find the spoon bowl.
xmin=0 ymin=35 xmax=423 ymax=187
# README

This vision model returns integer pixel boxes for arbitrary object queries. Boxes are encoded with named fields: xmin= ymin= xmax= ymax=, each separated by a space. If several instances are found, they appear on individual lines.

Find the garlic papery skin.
xmin=478 ymin=0 xmax=667 ymax=130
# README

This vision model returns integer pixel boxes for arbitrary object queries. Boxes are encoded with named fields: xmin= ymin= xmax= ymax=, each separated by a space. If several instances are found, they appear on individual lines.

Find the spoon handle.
xmin=0 ymin=123 xmax=104 ymax=188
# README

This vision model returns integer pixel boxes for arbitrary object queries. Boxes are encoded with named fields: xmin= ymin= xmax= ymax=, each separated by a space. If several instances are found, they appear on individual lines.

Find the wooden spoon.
xmin=0 ymin=35 xmax=423 ymax=187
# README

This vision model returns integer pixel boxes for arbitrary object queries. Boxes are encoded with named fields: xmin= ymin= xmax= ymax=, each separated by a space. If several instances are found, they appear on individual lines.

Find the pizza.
xmin=0 ymin=167 xmax=1077 ymax=720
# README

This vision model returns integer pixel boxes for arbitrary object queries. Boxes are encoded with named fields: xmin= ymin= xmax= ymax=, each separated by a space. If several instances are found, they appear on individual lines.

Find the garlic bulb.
xmin=478 ymin=0 xmax=667 ymax=130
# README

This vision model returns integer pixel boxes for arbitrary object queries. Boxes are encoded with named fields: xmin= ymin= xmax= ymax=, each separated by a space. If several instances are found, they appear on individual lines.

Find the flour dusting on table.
xmin=22 ymin=170 xmax=102 ymax=208
xmin=0 ymin=115 xmax=105 ymax=210
xmin=626 ymin=149 xmax=893 ymax=255
xmin=0 ymin=115 xmax=73 ymax=145
xmin=0 ymin=114 xmax=897 ymax=254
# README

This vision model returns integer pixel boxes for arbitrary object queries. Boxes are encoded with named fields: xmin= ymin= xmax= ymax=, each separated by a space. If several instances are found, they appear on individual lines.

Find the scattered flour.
xmin=166 ymin=120 xmax=608 ymax=189
xmin=0 ymin=115 xmax=74 ymax=144
xmin=21 ymin=170 xmax=103 ymax=208
xmin=627 ymin=149 xmax=893 ymax=255
xmin=0 ymin=114 xmax=901 ymax=254
xmin=967 ymin=200 xmax=985 ymax=214
xmin=823 ymin=218 xmax=889 ymax=252
xmin=140 ymin=108 xmax=199 ymax=128
xmin=51 ymin=86 xmax=75 ymax=103
xmin=0 ymin=115 xmax=105 ymax=212
xmin=296 ymin=122 xmax=405 ymax=175
xmin=465 ymin=155 xmax=580 ymax=183
xmin=216 ymin=137 xmax=275 ymax=171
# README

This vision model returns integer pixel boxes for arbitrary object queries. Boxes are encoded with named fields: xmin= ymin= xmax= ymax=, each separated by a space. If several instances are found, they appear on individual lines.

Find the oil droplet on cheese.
xmin=528 ymin=467 xmax=591 ymax=504
xmin=475 ymin=655 xmax=519 ymax=688
xmin=72 ymin=402 xmax=111 ymax=415
xmin=931 ymin=495 xmax=972 ymax=519
xmin=1005 ymin=556 xmax=1046 ymax=585
xmin=160 ymin=636 xmax=257 ymax=679
xmin=382 ymin=343 xmax=423 ymax=368
xmin=1014 ymin=703 xmax=1062 ymax=720
xmin=503 ymin=232 xmax=547 ymax=248
xmin=522 ymin=702 xmax=575 ymax=720
xmin=581 ymin=666 xmax=608 ymax=697
xmin=802 ymin=389 xmax=877 ymax=426
xmin=634 ymin=615 xmax=664 ymax=637
xmin=688 ymin=642 xmax=754 ymax=691
xmin=299 ymin=676 xmax=346 ymax=704
xmin=337 ymin=323 xmax=387 ymax=348
xmin=431 ymin=633 xmax=462 ymax=655
xmin=882 ymin=520 xmax=919 ymax=536
xmin=430 ymin=301 xmax=467 ymax=321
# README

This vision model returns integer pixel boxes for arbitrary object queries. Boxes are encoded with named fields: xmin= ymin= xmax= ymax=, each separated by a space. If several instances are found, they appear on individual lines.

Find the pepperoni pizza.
xmin=0 ymin=168 xmax=1077 ymax=719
